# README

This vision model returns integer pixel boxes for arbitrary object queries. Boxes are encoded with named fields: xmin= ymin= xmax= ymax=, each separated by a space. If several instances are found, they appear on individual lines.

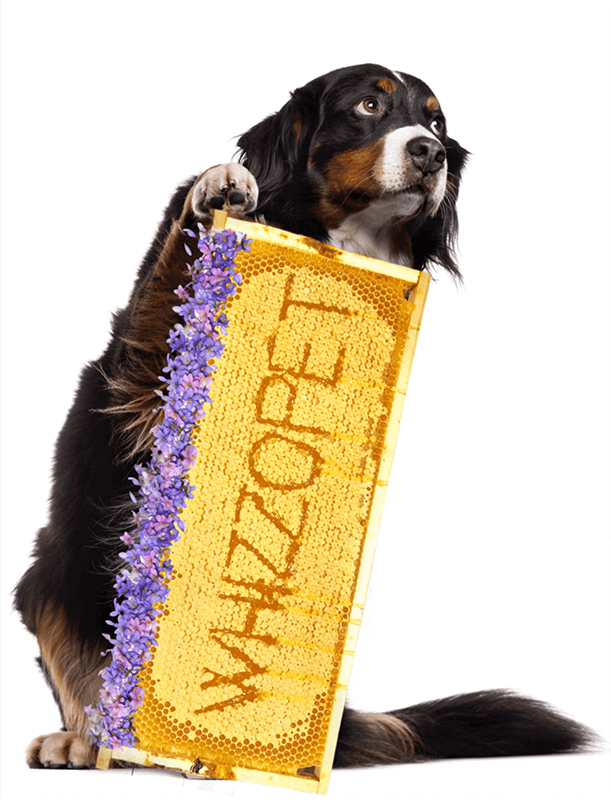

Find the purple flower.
xmin=85 ymin=227 xmax=248 ymax=749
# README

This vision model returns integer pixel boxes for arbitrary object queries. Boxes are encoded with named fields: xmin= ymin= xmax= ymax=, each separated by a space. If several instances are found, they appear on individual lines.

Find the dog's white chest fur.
xmin=327 ymin=194 xmax=423 ymax=268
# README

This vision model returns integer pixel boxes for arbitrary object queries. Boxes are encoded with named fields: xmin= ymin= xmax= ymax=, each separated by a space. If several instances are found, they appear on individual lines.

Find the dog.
xmin=14 ymin=63 xmax=591 ymax=771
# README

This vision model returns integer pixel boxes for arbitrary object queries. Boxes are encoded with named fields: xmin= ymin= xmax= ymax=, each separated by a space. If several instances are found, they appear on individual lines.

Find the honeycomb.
xmin=99 ymin=216 xmax=429 ymax=793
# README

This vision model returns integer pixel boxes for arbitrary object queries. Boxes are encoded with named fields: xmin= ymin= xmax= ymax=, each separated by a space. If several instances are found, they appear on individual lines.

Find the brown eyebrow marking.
xmin=426 ymin=96 xmax=440 ymax=110
xmin=376 ymin=78 xmax=396 ymax=94
xmin=293 ymin=113 xmax=302 ymax=140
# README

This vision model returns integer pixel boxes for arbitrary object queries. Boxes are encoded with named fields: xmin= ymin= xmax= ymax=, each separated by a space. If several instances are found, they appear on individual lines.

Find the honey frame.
xmin=96 ymin=212 xmax=430 ymax=793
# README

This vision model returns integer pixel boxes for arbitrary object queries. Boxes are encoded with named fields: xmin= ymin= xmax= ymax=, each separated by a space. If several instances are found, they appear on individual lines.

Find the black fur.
xmin=335 ymin=691 xmax=593 ymax=766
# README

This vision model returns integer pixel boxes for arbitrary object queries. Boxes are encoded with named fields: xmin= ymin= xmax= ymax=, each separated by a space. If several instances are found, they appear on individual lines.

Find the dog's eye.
xmin=430 ymin=118 xmax=444 ymax=135
xmin=356 ymin=98 xmax=380 ymax=116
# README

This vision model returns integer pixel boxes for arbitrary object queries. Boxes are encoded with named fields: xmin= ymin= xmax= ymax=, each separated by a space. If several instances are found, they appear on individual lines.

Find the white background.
xmin=1 ymin=1 xmax=609 ymax=799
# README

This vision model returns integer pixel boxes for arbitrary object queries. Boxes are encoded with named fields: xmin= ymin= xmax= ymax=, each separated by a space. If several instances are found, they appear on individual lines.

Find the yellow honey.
xmin=96 ymin=213 xmax=429 ymax=793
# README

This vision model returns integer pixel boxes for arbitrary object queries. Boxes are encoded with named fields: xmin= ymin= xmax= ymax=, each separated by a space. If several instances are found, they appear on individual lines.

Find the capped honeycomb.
xmin=96 ymin=213 xmax=429 ymax=793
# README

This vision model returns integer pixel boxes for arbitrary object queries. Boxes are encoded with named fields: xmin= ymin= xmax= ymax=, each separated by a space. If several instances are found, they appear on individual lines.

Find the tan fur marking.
xmin=324 ymin=142 xmax=384 ymax=197
xmin=368 ymin=712 xmax=422 ymax=758
xmin=102 ymin=165 xmax=257 ymax=462
xmin=426 ymin=96 xmax=440 ymax=110
xmin=28 ymin=731 xmax=97 ymax=769
xmin=293 ymin=114 xmax=302 ymax=140
xmin=36 ymin=603 xmax=109 ymax=738
xmin=376 ymin=78 xmax=397 ymax=94
xmin=313 ymin=143 xmax=385 ymax=230
xmin=98 ymin=361 xmax=164 ymax=459
xmin=102 ymin=211 xmax=196 ymax=460
xmin=312 ymin=196 xmax=352 ymax=231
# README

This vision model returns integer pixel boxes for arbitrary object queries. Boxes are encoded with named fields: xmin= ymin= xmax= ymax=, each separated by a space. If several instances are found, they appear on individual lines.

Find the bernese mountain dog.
xmin=14 ymin=63 xmax=592 ymax=771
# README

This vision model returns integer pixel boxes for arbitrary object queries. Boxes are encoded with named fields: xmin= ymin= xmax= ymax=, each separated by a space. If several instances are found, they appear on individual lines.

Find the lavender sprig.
xmin=85 ymin=225 xmax=250 ymax=749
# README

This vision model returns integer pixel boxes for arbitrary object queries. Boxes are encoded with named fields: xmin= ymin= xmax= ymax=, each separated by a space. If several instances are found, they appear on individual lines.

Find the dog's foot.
xmin=191 ymin=163 xmax=258 ymax=221
xmin=27 ymin=731 xmax=97 ymax=769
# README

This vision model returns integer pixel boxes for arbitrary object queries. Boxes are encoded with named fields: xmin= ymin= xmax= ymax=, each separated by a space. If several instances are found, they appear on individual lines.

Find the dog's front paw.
xmin=26 ymin=731 xmax=97 ymax=769
xmin=191 ymin=163 xmax=258 ymax=220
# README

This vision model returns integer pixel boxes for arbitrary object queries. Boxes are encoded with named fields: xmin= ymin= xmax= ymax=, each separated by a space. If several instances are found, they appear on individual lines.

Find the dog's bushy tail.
xmin=333 ymin=690 xmax=594 ymax=767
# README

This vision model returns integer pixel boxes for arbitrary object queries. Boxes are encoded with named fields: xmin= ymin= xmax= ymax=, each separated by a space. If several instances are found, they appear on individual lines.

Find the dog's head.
xmin=237 ymin=64 xmax=469 ymax=277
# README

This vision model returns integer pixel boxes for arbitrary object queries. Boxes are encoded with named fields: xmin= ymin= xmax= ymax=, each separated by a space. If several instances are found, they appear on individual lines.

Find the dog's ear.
xmin=410 ymin=137 xmax=470 ymax=280
xmin=236 ymin=84 xmax=321 ymax=202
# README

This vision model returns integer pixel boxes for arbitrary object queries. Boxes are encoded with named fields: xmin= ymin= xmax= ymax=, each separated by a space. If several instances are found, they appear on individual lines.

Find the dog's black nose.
xmin=407 ymin=137 xmax=446 ymax=174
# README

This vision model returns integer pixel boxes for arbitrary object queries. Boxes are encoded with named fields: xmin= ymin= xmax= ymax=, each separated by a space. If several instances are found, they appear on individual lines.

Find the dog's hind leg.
xmin=26 ymin=603 xmax=109 ymax=769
